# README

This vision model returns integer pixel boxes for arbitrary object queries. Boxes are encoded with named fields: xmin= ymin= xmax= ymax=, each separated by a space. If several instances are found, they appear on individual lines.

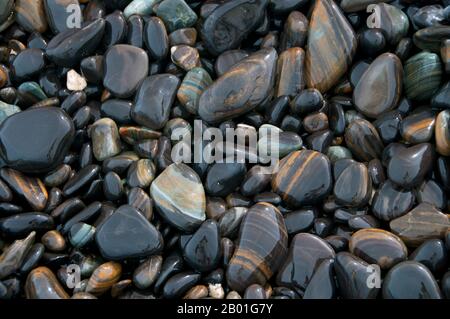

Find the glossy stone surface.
xmin=0 ymin=107 xmax=74 ymax=173
xmin=275 ymin=47 xmax=305 ymax=98
xmin=409 ymin=239 xmax=448 ymax=275
xmin=436 ymin=110 xmax=450 ymax=156
xmin=205 ymin=163 xmax=246 ymax=197
xmin=177 ymin=67 xmax=212 ymax=115
xmin=277 ymin=233 xmax=335 ymax=292
xmin=103 ymin=44 xmax=149 ymax=98
xmin=390 ymin=203 xmax=450 ymax=247
xmin=95 ymin=205 xmax=163 ymax=260
xmin=132 ymin=74 xmax=180 ymax=129
xmin=400 ymin=108 xmax=436 ymax=144
xmin=303 ymin=259 xmax=336 ymax=299
xmin=25 ymin=266 xmax=69 ymax=299
xmin=334 ymin=162 xmax=371 ymax=208
xmin=200 ymin=0 xmax=268 ymax=56
xmin=155 ymin=0 xmax=197 ymax=33
xmin=86 ymin=262 xmax=122 ymax=296
xmin=334 ymin=252 xmax=379 ymax=299
xmin=183 ymin=220 xmax=220 ymax=272
xmin=272 ymin=150 xmax=332 ymax=207
xmin=227 ymin=203 xmax=287 ymax=292
xmin=0 ymin=232 xmax=35 ymax=279
xmin=91 ymin=118 xmax=121 ymax=161
xmin=145 ymin=17 xmax=168 ymax=61
xmin=305 ymin=0 xmax=357 ymax=93
xmin=353 ymin=53 xmax=402 ymax=118
xmin=46 ymin=19 xmax=105 ymax=67
xmin=0 ymin=168 xmax=48 ymax=211
xmin=150 ymin=163 xmax=206 ymax=232
xmin=198 ymin=48 xmax=277 ymax=123
xmin=345 ymin=119 xmax=384 ymax=162
xmin=387 ymin=143 xmax=434 ymax=188
xmin=349 ymin=229 xmax=407 ymax=270
xmin=383 ymin=261 xmax=442 ymax=299
xmin=372 ymin=180 xmax=415 ymax=221
xmin=367 ymin=3 xmax=409 ymax=46
xmin=133 ymin=255 xmax=162 ymax=290
xmin=44 ymin=0 xmax=82 ymax=34
xmin=404 ymin=52 xmax=442 ymax=101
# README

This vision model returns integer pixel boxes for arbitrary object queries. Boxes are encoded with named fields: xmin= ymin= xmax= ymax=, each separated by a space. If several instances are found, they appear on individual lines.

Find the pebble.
xmin=86 ymin=262 xmax=122 ymax=296
xmin=95 ymin=205 xmax=163 ymax=260
xmin=409 ymin=239 xmax=448 ymax=275
xmin=372 ymin=180 xmax=415 ymax=221
xmin=150 ymin=163 xmax=205 ymax=232
xmin=305 ymin=0 xmax=356 ymax=93
xmin=0 ymin=232 xmax=35 ymax=280
xmin=227 ymin=203 xmax=287 ymax=292
xmin=66 ymin=69 xmax=87 ymax=91
xmin=103 ymin=44 xmax=149 ymax=98
xmin=155 ymin=0 xmax=197 ymax=33
xmin=383 ymin=261 xmax=442 ymax=299
xmin=41 ymin=230 xmax=66 ymax=252
xmin=0 ymin=107 xmax=74 ymax=173
xmin=91 ymin=118 xmax=121 ymax=161
xmin=390 ymin=203 xmax=450 ymax=247
xmin=303 ymin=259 xmax=336 ymax=299
xmin=133 ymin=255 xmax=162 ymax=290
xmin=44 ymin=0 xmax=82 ymax=34
xmin=25 ymin=266 xmax=69 ymax=299
xmin=334 ymin=162 xmax=371 ymax=208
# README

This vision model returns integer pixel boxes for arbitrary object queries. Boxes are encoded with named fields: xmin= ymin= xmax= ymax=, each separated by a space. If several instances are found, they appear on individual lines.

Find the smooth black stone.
xmin=103 ymin=10 xmax=127 ymax=48
xmin=328 ymin=103 xmax=345 ymax=135
xmin=266 ymin=96 xmax=290 ymax=126
xmin=253 ymin=192 xmax=281 ymax=205
xmin=350 ymin=60 xmax=370 ymax=88
xmin=183 ymin=219 xmax=221 ymax=273
xmin=0 ymin=107 xmax=75 ymax=173
xmin=325 ymin=235 xmax=349 ymax=253
xmin=372 ymin=180 xmax=415 ymax=221
xmin=203 ymin=269 xmax=224 ymax=285
xmin=280 ymin=115 xmax=302 ymax=132
xmin=80 ymin=56 xmax=104 ymax=85
xmin=27 ymin=33 xmax=48 ymax=50
xmin=61 ymin=201 xmax=102 ymax=235
xmin=416 ymin=179 xmax=447 ymax=210
xmin=411 ymin=5 xmax=445 ymax=29
xmin=348 ymin=215 xmax=380 ymax=230
xmin=373 ymin=111 xmax=402 ymax=144
xmin=101 ymin=100 xmax=133 ymax=124
xmin=314 ymin=217 xmax=334 ymax=238
xmin=334 ymin=252 xmax=379 ymax=299
xmin=240 ymin=165 xmax=272 ymax=197
xmin=0 ymin=178 xmax=12 ymax=202
xmin=46 ymin=19 xmax=105 ymax=68
xmin=102 ymin=153 xmax=137 ymax=175
xmin=103 ymin=44 xmax=149 ymax=98
xmin=201 ymin=0 xmax=269 ymax=56
xmin=334 ymin=162 xmax=371 ymax=208
xmin=38 ymin=70 xmax=60 ymax=97
xmin=79 ymin=143 xmax=93 ymax=169
xmin=442 ymin=271 xmax=450 ymax=299
xmin=154 ymin=252 xmax=184 ymax=293
xmin=305 ymin=130 xmax=333 ymax=153
xmin=163 ymin=271 xmax=201 ymax=299
xmin=144 ymin=17 xmax=168 ymax=61
xmin=437 ymin=156 xmax=450 ymax=190
xmin=0 ymin=203 xmax=23 ymax=216
xmin=218 ymin=207 xmax=248 ymax=239
xmin=291 ymin=89 xmax=323 ymax=115
xmin=409 ymin=239 xmax=448 ymax=275
xmin=284 ymin=208 xmax=317 ymax=235
xmin=0 ymin=213 xmax=54 ymax=238
xmin=19 ymin=243 xmax=45 ymax=275
xmin=205 ymin=163 xmax=247 ymax=197
xmin=303 ymin=259 xmax=336 ymax=299
xmin=61 ymin=91 xmax=87 ymax=115
xmin=63 ymin=164 xmax=101 ymax=197
xmin=345 ymin=119 xmax=384 ymax=162
xmin=95 ymin=205 xmax=163 ymax=260
xmin=358 ymin=28 xmax=386 ymax=58
xmin=431 ymin=81 xmax=450 ymax=109
xmin=399 ymin=108 xmax=436 ymax=144
xmin=131 ymin=74 xmax=180 ymax=130
xmin=72 ymin=107 xmax=91 ymax=129
xmin=244 ymin=284 xmax=266 ymax=299
xmin=388 ymin=143 xmax=434 ymax=188
xmin=51 ymin=197 xmax=85 ymax=223
xmin=127 ymin=15 xmax=144 ymax=48
xmin=103 ymin=172 xmax=123 ymax=201
xmin=45 ymin=188 xmax=63 ymax=213
xmin=214 ymin=50 xmax=249 ymax=77
xmin=12 ymin=49 xmax=45 ymax=81
xmin=333 ymin=158 xmax=357 ymax=181
xmin=276 ymin=233 xmax=335 ymax=292
xmin=383 ymin=261 xmax=442 ymax=299
xmin=44 ymin=0 xmax=83 ymax=34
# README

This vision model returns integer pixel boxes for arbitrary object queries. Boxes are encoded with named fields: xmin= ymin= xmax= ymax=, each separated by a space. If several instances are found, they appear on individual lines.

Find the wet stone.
xmin=275 ymin=47 xmax=305 ymax=98
xmin=387 ymin=143 xmax=434 ymax=188
xmin=390 ymin=203 xmax=450 ymax=247
xmin=0 ymin=232 xmax=35 ymax=280
xmin=12 ymin=48 xmax=46 ymax=82
xmin=131 ymin=74 xmax=180 ymax=130
xmin=177 ymin=67 xmax=212 ymax=115
xmin=41 ymin=230 xmax=66 ymax=252
xmin=86 ymin=262 xmax=122 ymax=296
xmin=63 ymin=164 xmax=100 ymax=197
xmin=150 ymin=163 xmax=206 ymax=232
xmin=344 ymin=119 xmax=384 ymax=162
xmin=46 ymin=19 xmax=105 ymax=68
xmin=349 ymin=229 xmax=407 ymax=270
xmin=200 ymin=0 xmax=267 ymax=56
xmin=333 ymin=162 xmax=371 ymax=208
xmin=400 ymin=108 xmax=436 ymax=144
xmin=205 ymin=163 xmax=247 ymax=198
xmin=198 ymin=48 xmax=277 ymax=123
xmin=214 ymin=50 xmax=248 ymax=77
xmin=103 ymin=44 xmax=149 ymax=98
xmin=409 ymin=239 xmax=448 ymax=275
xmin=383 ymin=261 xmax=442 ymax=299
xmin=0 ymin=107 xmax=74 ymax=173
xmin=227 ymin=203 xmax=287 ymax=293
xmin=95 ymin=205 xmax=163 ymax=260
xmin=155 ymin=0 xmax=197 ymax=33
xmin=303 ymin=259 xmax=336 ymax=299
xmin=44 ymin=0 xmax=82 ymax=34
xmin=183 ymin=219 xmax=221 ymax=273
xmin=25 ymin=266 xmax=69 ymax=299
xmin=404 ymin=52 xmax=442 ymax=101
xmin=133 ymin=255 xmax=162 ymax=290
xmin=171 ymin=45 xmax=200 ymax=71
xmin=372 ymin=180 xmax=415 ymax=222
xmin=276 ymin=233 xmax=335 ymax=292
xmin=305 ymin=0 xmax=357 ymax=93
xmin=353 ymin=53 xmax=403 ymax=119
xmin=272 ymin=150 xmax=332 ymax=208
xmin=280 ymin=11 xmax=308 ymax=51
xmin=144 ymin=17 xmax=168 ymax=61
xmin=91 ymin=118 xmax=121 ymax=161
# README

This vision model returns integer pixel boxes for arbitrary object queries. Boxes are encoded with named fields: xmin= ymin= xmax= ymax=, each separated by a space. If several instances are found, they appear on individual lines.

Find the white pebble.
xmin=67 ymin=69 xmax=87 ymax=91
xmin=208 ymin=283 xmax=225 ymax=299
